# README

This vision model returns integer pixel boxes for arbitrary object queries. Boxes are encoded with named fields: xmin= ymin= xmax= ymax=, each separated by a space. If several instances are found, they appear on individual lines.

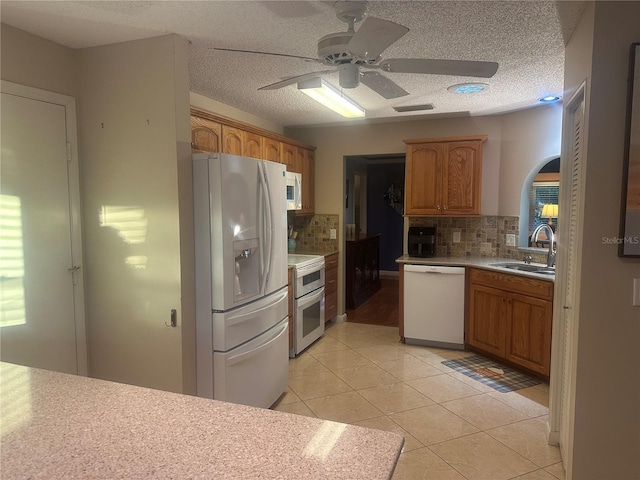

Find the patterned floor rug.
xmin=442 ymin=355 xmax=542 ymax=393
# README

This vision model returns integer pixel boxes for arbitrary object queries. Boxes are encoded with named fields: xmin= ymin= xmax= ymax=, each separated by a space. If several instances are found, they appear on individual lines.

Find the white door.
xmin=0 ymin=82 xmax=86 ymax=375
xmin=548 ymin=83 xmax=586 ymax=477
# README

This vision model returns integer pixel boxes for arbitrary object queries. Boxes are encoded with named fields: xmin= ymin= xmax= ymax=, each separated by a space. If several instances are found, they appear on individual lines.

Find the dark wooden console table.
xmin=346 ymin=233 xmax=381 ymax=309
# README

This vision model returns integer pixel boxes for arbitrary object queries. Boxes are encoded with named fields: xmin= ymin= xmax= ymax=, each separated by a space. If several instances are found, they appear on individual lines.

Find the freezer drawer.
xmin=213 ymin=317 xmax=289 ymax=408
xmin=212 ymin=287 xmax=288 ymax=352
xmin=403 ymin=264 xmax=465 ymax=349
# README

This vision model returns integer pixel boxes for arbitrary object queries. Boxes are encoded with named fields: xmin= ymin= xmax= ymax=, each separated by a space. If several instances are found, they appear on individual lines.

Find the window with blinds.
xmin=529 ymin=182 xmax=560 ymax=233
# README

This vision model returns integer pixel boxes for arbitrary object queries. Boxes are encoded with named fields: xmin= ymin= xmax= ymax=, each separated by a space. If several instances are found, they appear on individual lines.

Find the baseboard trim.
xmin=334 ymin=313 xmax=347 ymax=323
xmin=380 ymin=270 xmax=399 ymax=278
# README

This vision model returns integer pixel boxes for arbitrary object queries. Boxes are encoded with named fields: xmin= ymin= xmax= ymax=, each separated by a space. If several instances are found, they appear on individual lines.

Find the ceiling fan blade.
xmin=379 ymin=58 xmax=499 ymax=78
xmin=213 ymin=47 xmax=319 ymax=62
xmin=360 ymin=72 xmax=409 ymax=99
xmin=258 ymin=70 xmax=333 ymax=90
xmin=347 ymin=17 xmax=409 ymax=60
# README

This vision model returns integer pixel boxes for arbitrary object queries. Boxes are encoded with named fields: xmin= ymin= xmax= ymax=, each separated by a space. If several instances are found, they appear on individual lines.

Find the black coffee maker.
xmin=408 ymin=227 xmax=437 ymax=257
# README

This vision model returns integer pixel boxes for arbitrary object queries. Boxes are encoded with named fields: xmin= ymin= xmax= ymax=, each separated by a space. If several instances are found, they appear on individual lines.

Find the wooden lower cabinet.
xmin=466 ymin=268 xmax=553 ymax=377
xmin=467 ymin=283 xmax=508 ymax=358
xmin=324 ymin=253 xmax=338 ymax=322
xmin=507 ymin=293 xmax=553 ymax=375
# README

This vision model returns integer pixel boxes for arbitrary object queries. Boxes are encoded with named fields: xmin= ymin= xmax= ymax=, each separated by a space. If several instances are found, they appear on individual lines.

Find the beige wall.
xmin=287 ymin=117 xmax=502 ymax=216
xmin=78 ymin=35 xmax=192 ymax=394
xmin=565 ymin=2 xmax=640 ymax=479
xmin=498 ymin=104 xmax=563 ymax=217
xmin=2 ymin=26 xmax=195 ymax=394
xmin=190 ymin=91 xmax=284 ymax=135
xmin=288 ymin=108 xmax=562 ymax=221
xmin=0 ymin=23 xmax=79 ymax=97
xmin=286 ymin=109 xmax=560 ymax=314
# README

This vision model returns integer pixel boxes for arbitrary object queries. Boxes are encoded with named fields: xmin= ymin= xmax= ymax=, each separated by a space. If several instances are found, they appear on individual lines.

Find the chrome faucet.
xmin=531 ymin=224 xmax=556 ymax=267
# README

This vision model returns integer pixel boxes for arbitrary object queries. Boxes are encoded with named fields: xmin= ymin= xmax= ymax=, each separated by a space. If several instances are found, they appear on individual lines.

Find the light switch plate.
xmin=506 ymin=234 xmax=516 ymax=246
xmin=634 ymin=278 xmax=640 ymax=307
xmin=453 ymin=231 xmax=461 ymax=243
xmin=330 ymin=228 xmax=337 ymax=240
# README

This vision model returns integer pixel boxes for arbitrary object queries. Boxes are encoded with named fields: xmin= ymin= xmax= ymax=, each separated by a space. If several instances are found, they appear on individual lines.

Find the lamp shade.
xmin=541 ymin=204 xmax=558 ymax=218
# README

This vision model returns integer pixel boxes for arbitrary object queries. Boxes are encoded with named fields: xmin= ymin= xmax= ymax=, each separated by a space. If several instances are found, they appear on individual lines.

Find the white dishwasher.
xmin=403 ymin=264 xmax=466 ymax=349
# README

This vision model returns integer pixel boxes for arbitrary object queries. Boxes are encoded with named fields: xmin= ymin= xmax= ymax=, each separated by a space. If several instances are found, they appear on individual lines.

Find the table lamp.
xmin=541 ymin=204 xmax=558 ymax=231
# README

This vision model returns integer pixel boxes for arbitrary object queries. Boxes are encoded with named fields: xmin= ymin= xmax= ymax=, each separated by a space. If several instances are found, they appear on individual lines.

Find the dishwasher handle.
xmin=404 ymin=264 xmax=465 ymax=275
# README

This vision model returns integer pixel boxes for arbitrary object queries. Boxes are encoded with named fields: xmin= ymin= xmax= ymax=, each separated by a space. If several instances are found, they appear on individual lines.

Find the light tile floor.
xmin=273 ymin=321 xmax=565 ymax=480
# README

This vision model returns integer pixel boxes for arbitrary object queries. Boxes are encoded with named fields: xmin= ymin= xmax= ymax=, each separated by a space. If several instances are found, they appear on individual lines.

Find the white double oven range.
xmin=287 ymin=254 xmax=325 ymax=357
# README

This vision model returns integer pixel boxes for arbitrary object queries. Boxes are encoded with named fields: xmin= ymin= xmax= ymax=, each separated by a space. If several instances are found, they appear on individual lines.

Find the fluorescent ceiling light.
xmin=298 ymin=78 xmax=365 ymax=118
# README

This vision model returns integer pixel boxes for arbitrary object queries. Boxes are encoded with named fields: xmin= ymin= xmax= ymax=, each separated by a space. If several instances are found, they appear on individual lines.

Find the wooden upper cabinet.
xmin=191 ymin=115 xmax=221 ymax=153
xmin=190 ymin=109 xmax=316 ymax=214
xmin=220 ymin=126 xmax=263 ymax=159
xmin=405 ymin=142 xmax=444 ymax=215
xmin=222 ymin=125 xmax=244 ymax=155
xmin=263 ymin=137 xmax=281 ymax=163
xmin=299 ymin=149 xmax=315 ymax=214
xmin=443 ymin=141 xmax=482 ymax=214
xmin=281 ymin=143 xmax=301 ymax=173
xmin=243 ymin=131 xmax=263 ymax=159
xmin=404 ymin=135 xmax=486 ymax=216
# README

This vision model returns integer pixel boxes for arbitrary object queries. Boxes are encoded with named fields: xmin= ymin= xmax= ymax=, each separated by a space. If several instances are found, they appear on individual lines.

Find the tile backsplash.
xmin=289 ymin=214 xmax=548 ymax=263
xmin=410 ymin=216 xmax=548 ymax=263
xmin=288 ymin=214 xmax=339 ymax=252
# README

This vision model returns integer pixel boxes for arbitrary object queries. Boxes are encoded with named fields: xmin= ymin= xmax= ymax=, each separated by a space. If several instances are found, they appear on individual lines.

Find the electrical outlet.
xmin=453 ymin=231 xmax=461 ymax=243
xmin=330 ymin=228 xmax=336 ymax=240
xmin=506 ymin=234 xmax=516 ymax=246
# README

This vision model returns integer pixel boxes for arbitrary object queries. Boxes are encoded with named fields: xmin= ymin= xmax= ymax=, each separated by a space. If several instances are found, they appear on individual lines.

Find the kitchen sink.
xmin=489 ymin=262 xmax=555 ymax=275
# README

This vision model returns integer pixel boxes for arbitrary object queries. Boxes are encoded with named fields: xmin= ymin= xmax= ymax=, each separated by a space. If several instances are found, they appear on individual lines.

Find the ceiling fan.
xmin=214 ymin=1 xmax=499 ymax=100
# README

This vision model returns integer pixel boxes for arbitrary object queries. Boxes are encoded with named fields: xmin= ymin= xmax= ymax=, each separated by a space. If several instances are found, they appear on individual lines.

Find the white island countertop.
xmin=0 ymin=362 xmax=403 ymax=479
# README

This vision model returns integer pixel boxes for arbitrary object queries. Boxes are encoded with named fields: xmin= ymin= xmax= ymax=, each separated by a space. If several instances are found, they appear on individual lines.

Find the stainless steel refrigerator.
xmin=193 ymin=153 xmax=288 ymax=408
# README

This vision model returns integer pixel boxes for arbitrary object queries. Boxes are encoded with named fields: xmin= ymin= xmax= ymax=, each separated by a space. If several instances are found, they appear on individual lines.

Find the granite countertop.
xmin=0 ymin=362 xmax=403 ymax=479
xmin=395 ymin=255 xmax=555 ymax=282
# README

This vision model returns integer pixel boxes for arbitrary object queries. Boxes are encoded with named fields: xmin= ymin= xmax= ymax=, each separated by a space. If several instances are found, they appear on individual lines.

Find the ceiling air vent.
xmin=393 ymin=104 xmax=434 ymax=112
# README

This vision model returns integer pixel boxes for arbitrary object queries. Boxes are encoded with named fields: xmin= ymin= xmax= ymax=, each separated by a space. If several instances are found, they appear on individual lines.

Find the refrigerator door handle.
xmin=258 ymin=161 xmax=273 ymax=293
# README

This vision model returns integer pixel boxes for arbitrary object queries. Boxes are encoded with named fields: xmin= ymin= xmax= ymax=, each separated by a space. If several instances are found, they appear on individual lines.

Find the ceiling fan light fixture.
xmin=298 ymin=78 xmax=365 ymax=118
xmin=447 ymin=83 xmax=488 ymax=94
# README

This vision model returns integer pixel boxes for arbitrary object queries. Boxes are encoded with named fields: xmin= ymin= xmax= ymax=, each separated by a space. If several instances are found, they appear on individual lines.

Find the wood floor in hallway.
xmin=345 ymin=276 xmax=399 ymax=327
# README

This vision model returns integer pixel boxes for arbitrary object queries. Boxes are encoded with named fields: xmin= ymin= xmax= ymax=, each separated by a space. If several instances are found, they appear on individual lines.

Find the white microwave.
xmin=286 ymin=171 xmax=302 ymax=210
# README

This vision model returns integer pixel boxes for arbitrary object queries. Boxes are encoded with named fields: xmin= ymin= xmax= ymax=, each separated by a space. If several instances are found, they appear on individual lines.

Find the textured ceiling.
xmin=1 ymin=1 xmax=585 ymax=127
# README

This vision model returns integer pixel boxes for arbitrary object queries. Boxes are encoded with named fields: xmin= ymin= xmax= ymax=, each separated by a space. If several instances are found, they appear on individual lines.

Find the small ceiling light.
xmin=447 ymin=83 xmax=488 ymax=94
xmin=298 ymin=78 xmax=365 ymax=118
xmin=539 ymin=95 xmax=561 ymax=103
